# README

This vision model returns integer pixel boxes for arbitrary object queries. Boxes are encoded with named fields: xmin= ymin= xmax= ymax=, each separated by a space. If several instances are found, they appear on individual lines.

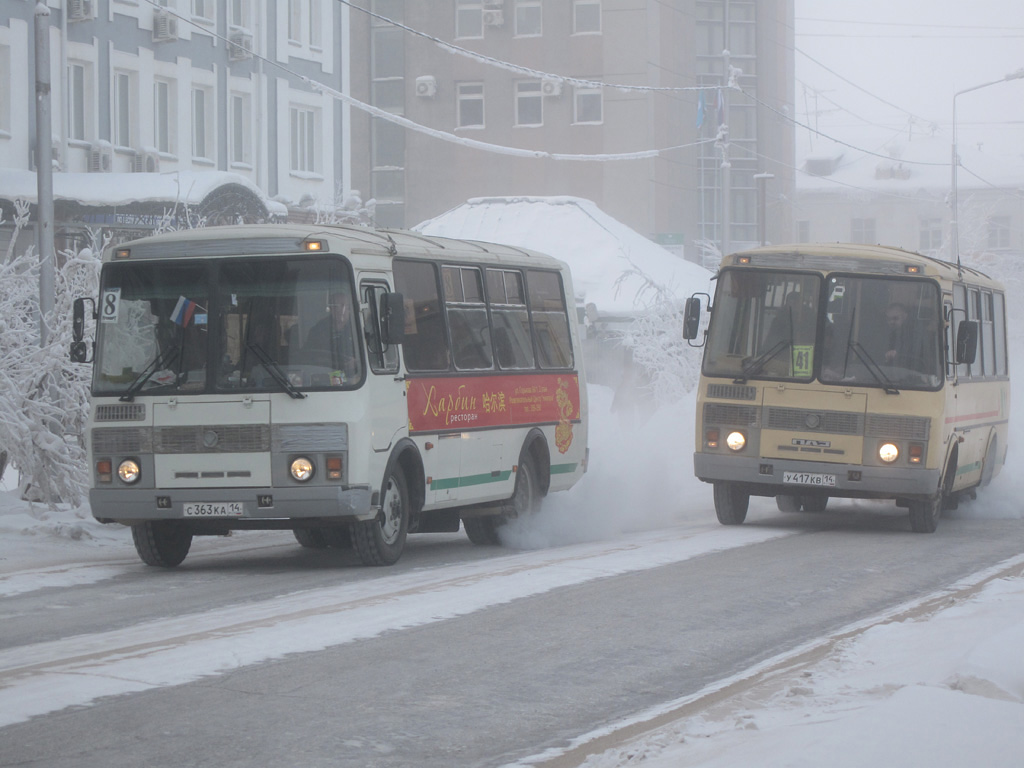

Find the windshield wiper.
xmin=735 ymin=339 xmax=789 ymax=383
xmin=849 ymin=341 xmax=900 ymax=395
xmin=246 ymin=342 xmax=306 ymax=399
xmin=119 ymin=346 xmax=181 ymax=402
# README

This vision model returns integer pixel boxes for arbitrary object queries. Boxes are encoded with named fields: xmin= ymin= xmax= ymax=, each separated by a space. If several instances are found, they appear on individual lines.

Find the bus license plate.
xmin=783 ymin=472 xmax=835 ymax=487
xmin=183 ymin=502 xmax=244 ymax=517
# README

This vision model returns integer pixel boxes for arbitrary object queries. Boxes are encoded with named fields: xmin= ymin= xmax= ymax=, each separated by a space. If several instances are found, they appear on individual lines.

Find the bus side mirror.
xmin=70 ymin=297 xmax=95 ymax=363
xmin=955 ymin=320 xmax=979 ymax=365
xmin=683 ymin=297 xmax=701 ymax=340
xmin=381 ymin=292 xmax=406 ymax=345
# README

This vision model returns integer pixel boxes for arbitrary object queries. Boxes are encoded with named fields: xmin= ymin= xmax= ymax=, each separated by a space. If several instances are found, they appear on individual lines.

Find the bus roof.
xmin=102 ymin=222 xmax=568 ymax=271
xmin=723 ymin=242 xmax=1001 ymax=288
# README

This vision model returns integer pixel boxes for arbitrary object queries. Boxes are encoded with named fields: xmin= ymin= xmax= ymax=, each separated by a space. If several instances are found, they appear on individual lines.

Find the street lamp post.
xmin=950 ymin=67 xmax=1024 ymax=266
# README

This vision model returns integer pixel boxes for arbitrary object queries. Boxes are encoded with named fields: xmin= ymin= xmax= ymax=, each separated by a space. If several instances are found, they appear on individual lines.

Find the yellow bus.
xmin=683 ymin=243 xmax=1009 ymax=533
xmin=70 ymin=224 xmax=588 ymax=566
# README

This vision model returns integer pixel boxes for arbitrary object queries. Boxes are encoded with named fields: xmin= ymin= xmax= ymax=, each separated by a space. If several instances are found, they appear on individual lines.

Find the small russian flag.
xmin=171 ymin=295 xmax=198 ymax=327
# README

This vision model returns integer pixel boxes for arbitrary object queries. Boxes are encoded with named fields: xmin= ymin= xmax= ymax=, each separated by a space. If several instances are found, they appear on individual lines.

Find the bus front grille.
xmin=704 ymin=403 xmax=759 ymax=427
xmin=154 ymin=425 xmax=271 ymax=453
xmin=865 ymin=414 xmax=930 ymax=440
xmin=766 ymin=407 xmax=863 ymax=435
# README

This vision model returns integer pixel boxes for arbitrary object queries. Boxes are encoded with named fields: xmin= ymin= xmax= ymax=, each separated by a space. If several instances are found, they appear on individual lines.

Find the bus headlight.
xmin=726 ymin=431 xmax=746 ymax=452
xmin=290 ymin=457 xmax=314 ymax=481
xmin=117 ymin=459 xmax=141 ymax=484
xmin=878 ymin=443 xmax=900 ymax=463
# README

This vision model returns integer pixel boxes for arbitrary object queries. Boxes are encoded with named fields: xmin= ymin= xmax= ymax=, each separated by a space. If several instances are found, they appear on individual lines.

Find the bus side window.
xmin=393 ymin=260 xmax=451 ymax=372
xmin=361 ymin=282 xmax=400 ymax=374
xmin=993 ymin=292 xmax=1008 ymax=376
xmin=526 ymin=269 xmax=573 ymax=369
xmin=953 ymin=284 xmax=969 ymax=379
xmin=443 ymin=266 xmax=493 ymax=371
xmin=486 ymin=268 xmax=535 ymax=370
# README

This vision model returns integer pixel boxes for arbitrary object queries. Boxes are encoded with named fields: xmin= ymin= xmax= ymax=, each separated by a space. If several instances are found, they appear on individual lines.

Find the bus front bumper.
xmin=693 ymin=453 xmax=941 ymax=499
xmin=89 ymin=485 xmax=375 ymax=525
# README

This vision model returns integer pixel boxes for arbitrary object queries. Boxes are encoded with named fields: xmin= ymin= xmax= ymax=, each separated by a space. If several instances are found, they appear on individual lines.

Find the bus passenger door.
xmin=360 ymin=278 xmax=405 ymax=454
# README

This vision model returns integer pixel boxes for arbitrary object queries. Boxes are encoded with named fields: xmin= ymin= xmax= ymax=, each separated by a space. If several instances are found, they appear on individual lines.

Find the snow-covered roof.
xmin=415 ymin=196 xmax=712 ymax=314
xmin=0 ymin=169 xmax=287 ymax=216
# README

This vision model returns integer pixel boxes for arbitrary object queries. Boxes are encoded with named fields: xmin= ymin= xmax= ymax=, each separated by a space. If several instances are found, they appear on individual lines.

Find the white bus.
xmin=683 ymin=243 xmax=1009 ymax=533
xmin=71 ymin=224 xmax=588 ymax=566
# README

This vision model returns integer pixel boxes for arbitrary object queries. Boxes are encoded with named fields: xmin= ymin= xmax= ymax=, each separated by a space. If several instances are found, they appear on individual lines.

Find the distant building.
xmin=0 ymin=0 xmax=351 ymax=250
xmin=348 ymin=0 xmax=795 ymax=259
xmin=794 ymin=135 xmax=1024 ymax=261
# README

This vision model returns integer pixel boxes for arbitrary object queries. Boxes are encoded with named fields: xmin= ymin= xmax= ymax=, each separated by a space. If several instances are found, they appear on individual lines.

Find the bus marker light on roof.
xmin=738 ymin=255 xmax=751 ymax=264
xmin=304 ymin=239 xmax=325 ymax=252
xmin=114 ymin=248 xmax=131 ymax=259
xmin=905 ymin=265 xmax=921 ymax=274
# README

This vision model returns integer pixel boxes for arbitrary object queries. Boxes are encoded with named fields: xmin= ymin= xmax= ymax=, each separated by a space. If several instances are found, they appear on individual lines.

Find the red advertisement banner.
xmin=406 ymin=373 xmax=581 ymax=436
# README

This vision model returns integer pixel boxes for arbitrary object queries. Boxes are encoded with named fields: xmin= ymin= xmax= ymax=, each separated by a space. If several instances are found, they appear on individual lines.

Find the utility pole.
xmin=719 ymin=49 xmax=731 ymax=259
xmin=34 ymin=1 xmax=56 ymax=348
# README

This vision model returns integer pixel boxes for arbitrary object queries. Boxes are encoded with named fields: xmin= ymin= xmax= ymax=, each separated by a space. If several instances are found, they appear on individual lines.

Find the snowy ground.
xmin=2 ymin=387 xmax=1024 ymax=765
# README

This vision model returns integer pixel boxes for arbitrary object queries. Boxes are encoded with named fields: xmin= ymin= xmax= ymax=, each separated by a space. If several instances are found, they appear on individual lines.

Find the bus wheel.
xmin=908 ymin=496 xmax=941 ymax=533
xmin=776 ymin=494 xmax=801 ymax=513
xmin=505 ymin=453 xmax=541 ymax=518
xmin=464 ymin=516 xmax=502 ymax=546
xmin=980 ymin=435 xmax=998 ymax=488
xmin=132 ymin=521 xmax=193 ymax=567
xmin=802 ymin=495 xmax=828 ymax=513
xmin=714 ymin=481 xmax=749 ymax=525
xmin=354 ymin=469 xmax=409 ymax=565
xmin=293 ymin=528 xmax=329 ymax=548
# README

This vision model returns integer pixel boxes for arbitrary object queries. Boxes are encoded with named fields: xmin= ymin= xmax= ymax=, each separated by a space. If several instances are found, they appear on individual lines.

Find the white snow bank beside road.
xmin=559 ymin=560 xmax=1024 ymax=768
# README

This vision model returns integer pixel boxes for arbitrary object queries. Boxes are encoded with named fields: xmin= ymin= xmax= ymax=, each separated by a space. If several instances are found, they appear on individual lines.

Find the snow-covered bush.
xmin=0 ymin=203 xmax=101 ymax=507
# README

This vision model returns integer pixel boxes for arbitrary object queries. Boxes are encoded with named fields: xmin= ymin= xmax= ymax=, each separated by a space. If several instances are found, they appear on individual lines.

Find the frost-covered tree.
xmin=0 ymin=202 xmax=101 ymax=506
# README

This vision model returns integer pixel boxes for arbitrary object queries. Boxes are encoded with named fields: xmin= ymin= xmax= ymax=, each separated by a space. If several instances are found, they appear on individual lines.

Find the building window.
xmin=515 ymin=0 xmax=542 ymax=36
xmin=153 ymin=78 xmax=175 ymax=154
xmin=457 ymin=82 xmax=484 ymax=128
xmin=229 ymin=0 xmax=251 ymax=29
xmin=919 ymin=218 xmax=943 ymax=252
xmin=988 ymin=216 xmax=1011 ymax=250
xmin=573 ymin=86 xmax=602 ymax=124
xmin=192 ymin=0 xmax=212 ymax=22
xmin=290 ymin=106 xmax=318 ymax=172
xmin=230 ymin=93 xmax=251 ymax=165
xmin=309 ymin=0 xmax=322 ymax=48
xmin=851 ymin=218 xmax=876 ymax=244
xmin=113 ymin=70 xmax=136 ymax=149
xmin=573 ymin=0 xmax=601 ymax=34
xmin=67 ymin=60 xmax=91 ymax=142
xmin=192 ymin=86 xmax=213 ymax=160
xmin=456 ymin=1 xmax=483 ymax=39
xmin=288 ymin=0 xmax=302 ymax=42
xmin=516 ymin=81 xmax=543 ymax=126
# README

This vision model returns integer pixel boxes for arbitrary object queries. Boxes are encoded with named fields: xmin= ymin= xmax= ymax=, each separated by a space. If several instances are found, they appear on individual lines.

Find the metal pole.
xmin=720 ymin=49 xmax=731 ymax=258
xmin=754 ymin=173 xmax=774 ymax=246
xmin=34 ymin=2 xmax=56 ymax=348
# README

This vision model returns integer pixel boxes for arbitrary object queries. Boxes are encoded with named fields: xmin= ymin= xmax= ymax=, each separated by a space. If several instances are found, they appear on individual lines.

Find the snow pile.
xmin=578 ymin=568 xmax=1024 ymax=768
xmin=416 ymin=196 xmax=713 ymax=316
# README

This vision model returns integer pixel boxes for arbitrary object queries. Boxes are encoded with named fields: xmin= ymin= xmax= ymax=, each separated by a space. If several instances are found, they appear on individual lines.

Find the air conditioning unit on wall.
xmin=133 ymin=148 xmax=161 ymax=173
xmin=153 ymin=10 xmax=178 ymax=43
xmin=541 ymin=78 xmax=563 ymax=97
xmin=483 ymin=9 xmax=504 ymax=26
xmin=88 ymin=141 xmax=113 ymax=173
xmin=228 ymin=31 xmax=253 ymax=61
xmin=67 ymin=0 xmax=93 ymax=22
xmin=415 ymin=75 xmax=437 ymax=98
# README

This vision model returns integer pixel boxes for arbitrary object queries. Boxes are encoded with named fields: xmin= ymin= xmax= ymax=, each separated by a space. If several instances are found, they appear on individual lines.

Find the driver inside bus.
xmin=303 ymin=292 xmax=360 ymax=383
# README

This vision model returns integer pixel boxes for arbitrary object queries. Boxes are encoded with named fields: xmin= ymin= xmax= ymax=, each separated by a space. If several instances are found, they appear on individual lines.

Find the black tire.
xmin=776 ymin=494 xmax=801 ymax=513
xmin=714 ymin=481 xmax=749 ymax=525
xmin=132 ymin=520 xmax=193 ymax=567
xmin=801 ymin=495 xmax=828 ymax=513
xmin=463 ymin=516 xmax=502 ymax=546
xmin=908 ymin=495 xmax=941 ymax=533
xmin=293 ymin=528 xmax=329 ymax=549
xmin=504 ymin=452 xmax=541 ymax=518
xmin=321 ymin=526 xmax=352 ymax=549
xmin=353 ymin=469 xmax=409 ymax=565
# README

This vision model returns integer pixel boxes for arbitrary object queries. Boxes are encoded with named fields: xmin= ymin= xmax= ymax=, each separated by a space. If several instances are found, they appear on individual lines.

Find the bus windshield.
xmin=93 ymin=256 xmax=363 ymax=398
xmin=704 ymin=269 xmax=943 ymax=390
